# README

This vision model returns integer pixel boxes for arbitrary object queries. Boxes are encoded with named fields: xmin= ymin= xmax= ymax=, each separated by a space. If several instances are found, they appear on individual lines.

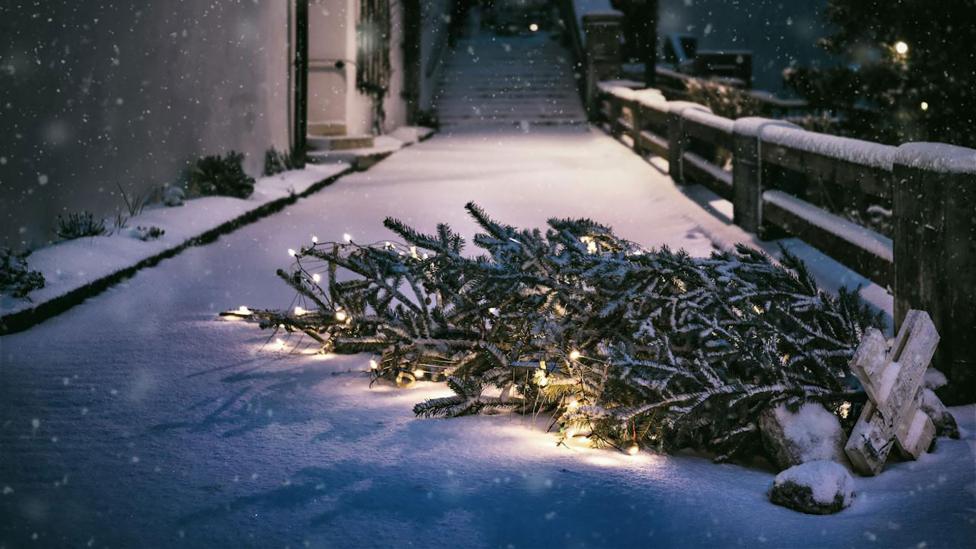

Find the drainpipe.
xmin=293 ymin=0 xmax=309 ymax=167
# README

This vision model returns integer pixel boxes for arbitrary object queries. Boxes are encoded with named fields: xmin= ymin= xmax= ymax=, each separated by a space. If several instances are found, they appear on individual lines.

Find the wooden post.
xmin=730 ymin=117 xmax=796 ymax=235
xmin=893 ymin=143 xmax=976 ymax=404
xmin=292 ymin=0 xmax=309 ymax=167
xmin=609 ymin=97 xmax=623 ymax=138
xmin=582 ymin=13 xmax=623 ymax=117
xmin=631 ymin=100 xmax=644 ymax=154
xmin=666 ymin=102 xmax=709 ymax=185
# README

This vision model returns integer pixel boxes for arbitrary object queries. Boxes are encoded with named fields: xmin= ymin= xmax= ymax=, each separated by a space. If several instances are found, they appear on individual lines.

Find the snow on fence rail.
xmin=562 ymin=9 xmax=976 ymax=400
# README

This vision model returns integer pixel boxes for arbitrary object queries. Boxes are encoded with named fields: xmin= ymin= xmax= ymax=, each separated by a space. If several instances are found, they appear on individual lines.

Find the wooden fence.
xmin=562 ymin=9 xmax=976 ymax=402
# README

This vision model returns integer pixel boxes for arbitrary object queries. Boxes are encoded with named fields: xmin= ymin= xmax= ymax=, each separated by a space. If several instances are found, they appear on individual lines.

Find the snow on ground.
xmin=2 ymin=129 xmax=974 ymax=547
xmin=0 ymin=164 xmax=350 ymax=317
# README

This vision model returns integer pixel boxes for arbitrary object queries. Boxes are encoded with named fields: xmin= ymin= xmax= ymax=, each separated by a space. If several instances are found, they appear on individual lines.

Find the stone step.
xmin=307 ymin=134 xmax=374 ymax=151
xmin=308 ymin=121 xmax=347 ymax=137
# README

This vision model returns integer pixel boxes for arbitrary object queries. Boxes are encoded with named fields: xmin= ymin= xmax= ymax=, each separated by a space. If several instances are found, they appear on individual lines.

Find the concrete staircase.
xmin=307 ymin=122 xmax=375 ymax=151
xmin=434 ymin=29 xmax=587 ymax=129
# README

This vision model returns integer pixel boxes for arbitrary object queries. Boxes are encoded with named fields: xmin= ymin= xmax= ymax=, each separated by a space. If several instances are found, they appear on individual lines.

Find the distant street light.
xmin=529 ymin=23 xmax=539 ymax=32
xmin=894 ymin=41 xmax=909 ymax=55
xmin=920 ymin=101 xmax=929 ymax=111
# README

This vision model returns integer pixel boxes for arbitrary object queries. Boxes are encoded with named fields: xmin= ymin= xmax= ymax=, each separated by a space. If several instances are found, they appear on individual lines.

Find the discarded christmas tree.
xmin=232 ymin=203 xmax=882 ymax=462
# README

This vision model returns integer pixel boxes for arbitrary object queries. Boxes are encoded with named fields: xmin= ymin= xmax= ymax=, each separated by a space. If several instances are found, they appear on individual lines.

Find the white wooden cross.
xmin=844 ymin=310 xmax=939 ymax=476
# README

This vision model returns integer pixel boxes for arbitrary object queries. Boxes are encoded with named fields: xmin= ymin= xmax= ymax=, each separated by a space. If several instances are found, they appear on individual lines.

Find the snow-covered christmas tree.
xmin=235 ymin=203 xmax=882 ymax=462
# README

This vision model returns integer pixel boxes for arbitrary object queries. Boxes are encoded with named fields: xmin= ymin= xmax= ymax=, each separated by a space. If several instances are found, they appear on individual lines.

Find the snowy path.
xmin=2 ymin=127 xmax=975 ymax=548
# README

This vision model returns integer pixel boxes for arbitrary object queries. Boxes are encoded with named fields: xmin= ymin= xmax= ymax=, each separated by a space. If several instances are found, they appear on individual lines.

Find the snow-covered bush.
xmin=683 ymin=79 xmax=762 ymax=120
xmin=132 ymin=226 xmax=165 ymax=241
xmin=243 ymin=204 xmax=882 ymax=462
xmin=56 ymin=211 xmax=107 ymax=240
xmin=0 ymin=247 xmax=45 ymax=300
xmin=188 ymin=151 xmax=255 ymax=199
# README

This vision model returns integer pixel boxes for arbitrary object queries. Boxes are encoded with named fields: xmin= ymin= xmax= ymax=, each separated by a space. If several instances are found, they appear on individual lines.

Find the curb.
xmin=0 ymin=166 xmax=355 ymax=335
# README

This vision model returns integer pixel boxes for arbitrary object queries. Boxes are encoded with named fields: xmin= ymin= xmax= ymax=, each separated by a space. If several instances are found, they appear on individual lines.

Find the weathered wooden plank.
xmin=845 ymin=311 xmax=939 ymax=475
xmin=682 ymin=110 xmax=735 ymax=150
xmin=638 ymin=130 xmax=669 ymax=158
xmin=893 ymin=143 xmax=976 ymax=404
xmin=762 ymin=190 xmax=893 ymax=288
xmin=683 ymin=152 xmax=733 ymax=200
xmin=761 ymin=143 xmax=891 ymax=201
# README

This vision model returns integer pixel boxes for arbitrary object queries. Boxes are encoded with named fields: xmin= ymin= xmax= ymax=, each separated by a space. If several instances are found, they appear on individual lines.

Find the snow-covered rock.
xmin=760 ymin=402 xmax=846 ymax=470
xmin=162 ymin=185 xmax=185 ymax=207
xmin=769 ymin=460 xmax=855 ymax=515
xmin=922 ymin=387 xmax=960 ymax=439
xmin=924 ymin=367 xmax=948 ymax=390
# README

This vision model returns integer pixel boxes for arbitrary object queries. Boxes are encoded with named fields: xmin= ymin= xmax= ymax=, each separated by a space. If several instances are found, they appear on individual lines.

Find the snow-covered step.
xmin=307 ymin=134 xmax=375 ymax=152
xmin=308 ymin=121 xmax=347 ymax=137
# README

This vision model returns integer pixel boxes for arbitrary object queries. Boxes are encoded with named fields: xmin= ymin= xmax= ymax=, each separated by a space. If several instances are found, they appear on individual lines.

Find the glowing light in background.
xmin=894 ymin=41 xmax=909 ymax=55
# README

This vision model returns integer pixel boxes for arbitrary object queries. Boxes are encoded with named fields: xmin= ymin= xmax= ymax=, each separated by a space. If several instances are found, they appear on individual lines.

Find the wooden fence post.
xmin=730 ymin=117 xmax=797 ymax=234
xmin=582 ymin=13 xmax=623 ymax=116
xmin=630 ymin=100 xmax=644 ymax=153
xmin=666 ymin=102 xmax=710 ymax=185
xmin=893 ymin=143 xmax=976 ymax=403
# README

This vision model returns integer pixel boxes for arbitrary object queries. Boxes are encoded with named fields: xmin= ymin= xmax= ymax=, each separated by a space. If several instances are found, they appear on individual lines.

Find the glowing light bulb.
xmin=369 ymin=359 xmax=379 ymax=370
xmin=236 ymin=306 xmax=252 ymax=315
xmin=413 ymin=368 xmax=425 ymax=379
xmin=343 ymin=233 xmax=352 ymax=243
xmin=920 ymin=101 xmax=929 ymax=111
xmin=894 ymin=41 xmax=908 ymax=55
xmin=569 ymin=350 xmax=581 ymax=361
xmin=529 ymin=23 xmax=539 ymax=32
xmin=335 ymin=310 xmax=348 ymax=322
xmin=312 ymin=273 xmax=322 ymax=283
xmin=294 ymin=306 xmax=306 ymax=316
xmin=311 ymin=235 xmax=319 ymax=243
xmin=288 ymin=248 xmax=297 ymax=257
xmin=627 ymin=444 xmax=640 ymax=456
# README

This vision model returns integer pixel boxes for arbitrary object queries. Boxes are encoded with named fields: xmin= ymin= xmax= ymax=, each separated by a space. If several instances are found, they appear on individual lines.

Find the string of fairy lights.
xmin=221 ymin=231 xmax=641 ymax=454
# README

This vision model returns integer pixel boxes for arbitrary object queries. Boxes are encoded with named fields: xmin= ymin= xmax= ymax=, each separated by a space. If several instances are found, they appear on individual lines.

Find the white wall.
xmin=309 ymin=0 xmax=454 ymax=135
xmin=0 ymin=2 xmax=292 ymax=249
xmin=309 ymin=0 xmax=351 ymax=124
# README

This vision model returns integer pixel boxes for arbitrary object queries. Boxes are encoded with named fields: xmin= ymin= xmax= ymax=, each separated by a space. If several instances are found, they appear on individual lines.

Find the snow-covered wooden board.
xmin=845 ymin=310 xmax=939 ymax=475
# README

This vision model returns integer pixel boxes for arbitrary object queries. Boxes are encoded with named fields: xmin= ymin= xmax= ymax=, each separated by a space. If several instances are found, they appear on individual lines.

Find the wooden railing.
xmin=562 ymin=4 xmax=974 ymax=400
xmin=593 ymin=80 xmax=976 ymax=402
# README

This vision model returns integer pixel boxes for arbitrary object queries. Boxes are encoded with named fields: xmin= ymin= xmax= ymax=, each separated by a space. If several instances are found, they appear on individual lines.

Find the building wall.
xmin=309 ymin=0 xmax=351 ymax=125
xmin=0 ymin=2 xmax=292 ymax=249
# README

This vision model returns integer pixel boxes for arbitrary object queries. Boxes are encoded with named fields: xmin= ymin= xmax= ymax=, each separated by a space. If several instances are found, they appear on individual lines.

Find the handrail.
xmin=570 ymin=9 xmax=976 ymax=399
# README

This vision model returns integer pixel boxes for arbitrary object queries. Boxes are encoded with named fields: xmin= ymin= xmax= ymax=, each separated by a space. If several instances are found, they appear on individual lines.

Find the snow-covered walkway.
xmin=2 ymin=125 xmax=974 ymax=548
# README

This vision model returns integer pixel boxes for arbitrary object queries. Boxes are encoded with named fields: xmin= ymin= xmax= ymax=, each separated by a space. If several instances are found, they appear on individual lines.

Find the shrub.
xmin=263 ymin=147 xmax=302 ymax=176
xmin=683 ymin=78 xmax=763 ymax=119
xmin=133 ymin=226 xmax=165 ymax=241
xmin=56 ymin=211 xmax=106 ymax=240
xmin=0 ymin=247 xmax=45 ymax=300
xmin=187 ymin=151 xmax=255 ymax=199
